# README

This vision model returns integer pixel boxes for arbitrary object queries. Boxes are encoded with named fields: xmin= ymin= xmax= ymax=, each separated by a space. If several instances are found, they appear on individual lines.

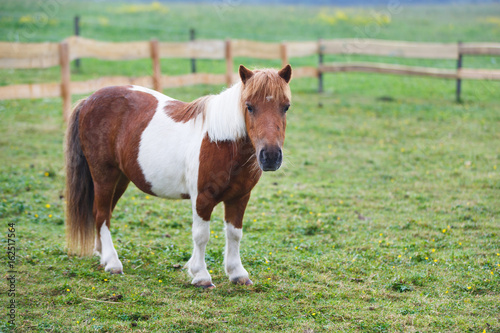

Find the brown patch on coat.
xmin=78 ymin=86 xmax=157 ymax=196
xmin=164 ymin=96 xmax=210 ymax=123
xmin=181 ymin=193 xmax=191 ymax=200
xmin=224 ymin=193 xmax=251 ymax=229
xmin=196 ymin=135 xmax=262 ymax=222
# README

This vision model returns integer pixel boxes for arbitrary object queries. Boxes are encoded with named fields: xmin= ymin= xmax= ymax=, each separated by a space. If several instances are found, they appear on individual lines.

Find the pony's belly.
xmin=146 ymin=171 xmax=188 ymax=199
xmin=137 ymin=146 xmax=193 ymax=199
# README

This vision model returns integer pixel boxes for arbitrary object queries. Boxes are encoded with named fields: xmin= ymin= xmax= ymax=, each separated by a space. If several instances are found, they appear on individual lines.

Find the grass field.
xmin=1 ymin=1 xmax=500 ymax=332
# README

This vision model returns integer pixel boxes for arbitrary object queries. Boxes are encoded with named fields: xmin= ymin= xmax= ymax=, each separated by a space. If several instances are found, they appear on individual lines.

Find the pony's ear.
xmin=278 ymin=64 xmax=292 ymax=83
xmin=239 ymin=65 xmax=254 ymax=84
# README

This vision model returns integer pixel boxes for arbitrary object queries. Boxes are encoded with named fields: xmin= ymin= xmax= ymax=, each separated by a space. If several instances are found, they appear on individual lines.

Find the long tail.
xmin=65 ymin=99 xmax=95 ymax=256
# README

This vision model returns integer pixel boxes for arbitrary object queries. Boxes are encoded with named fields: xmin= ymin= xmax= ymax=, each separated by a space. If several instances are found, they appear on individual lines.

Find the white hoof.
xmin=103 ymin=258 xmax=123 ymax=274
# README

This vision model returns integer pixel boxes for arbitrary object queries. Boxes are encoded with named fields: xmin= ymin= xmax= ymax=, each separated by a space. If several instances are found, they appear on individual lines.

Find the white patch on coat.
xmin=224 ymin=223 xmax=249 ymax=280
xmin=135 ymin=89 xmax=205 ymax=198
xmin=100 ymin=223 xmax=123 ymax=273
xmin=266 ymin=95 xmax=273 ymax=101
xmin=129 ymin=85 xmax=173 ymax=102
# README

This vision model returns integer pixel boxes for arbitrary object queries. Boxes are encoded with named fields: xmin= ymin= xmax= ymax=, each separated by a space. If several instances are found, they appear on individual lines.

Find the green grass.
xmin=1 ymin=1 xmax=500 ymax=332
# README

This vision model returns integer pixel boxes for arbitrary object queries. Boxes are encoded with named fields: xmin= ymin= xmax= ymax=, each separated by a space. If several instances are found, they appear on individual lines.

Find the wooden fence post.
xmin=150 ymin=39 xmax=162 ymax=92
xmin=190 ymin=28 xmax=196 ymax=73
xmin=74 ymin=16 xmax=81 ymax=70
xmin=225 ymin=39 xmax=233 ymax=86
xmin=280 ymin=42 xmax=288 ymax=68
xmin=318 ymin=39 xmax=324 ymax=93
xmin=59 ymin=41 xmax=71 ymax=122
xmin=456 ymin=41 xmax=463 ymax=103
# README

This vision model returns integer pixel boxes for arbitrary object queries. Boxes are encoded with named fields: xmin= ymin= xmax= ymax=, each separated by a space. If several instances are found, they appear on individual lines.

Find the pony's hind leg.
xmin=93 ymin=170 xmax=124 ymax=274
xmin=93 ymin=174 xmax=130 ymax=259
xmin=111 ymin=174 xmax=130 ymax=212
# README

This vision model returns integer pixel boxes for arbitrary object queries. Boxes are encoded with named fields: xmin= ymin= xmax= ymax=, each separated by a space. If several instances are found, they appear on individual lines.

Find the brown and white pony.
xmin=65 ymin=65 xmax=292 ymax=288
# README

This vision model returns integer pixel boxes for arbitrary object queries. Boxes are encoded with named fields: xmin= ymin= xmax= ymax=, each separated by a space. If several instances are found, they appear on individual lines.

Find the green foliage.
xmin=387 ymin=278 xmax=413 ymax=293
xmin=1 ymin=1 xmax=500 ymax=332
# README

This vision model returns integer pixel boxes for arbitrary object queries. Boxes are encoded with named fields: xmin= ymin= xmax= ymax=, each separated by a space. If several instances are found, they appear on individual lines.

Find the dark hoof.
xmin=194 ymin=281 xmax=216 ymax=289
xmin=202 ymin=284 xmax=216 ymax=290
xmin=231 ymin=277 xmax=253 ymax=286
xmin=108 ymin=268 xmax=123 ymax=275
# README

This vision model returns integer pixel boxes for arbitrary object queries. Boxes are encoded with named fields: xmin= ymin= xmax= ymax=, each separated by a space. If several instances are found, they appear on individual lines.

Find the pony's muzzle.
xmin=258 ymin=147 xmax=282 ymax=171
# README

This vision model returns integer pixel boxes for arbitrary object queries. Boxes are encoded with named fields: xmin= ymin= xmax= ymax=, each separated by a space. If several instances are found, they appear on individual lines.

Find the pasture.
xmin=1 ymin=1 xmax=500 ymax=332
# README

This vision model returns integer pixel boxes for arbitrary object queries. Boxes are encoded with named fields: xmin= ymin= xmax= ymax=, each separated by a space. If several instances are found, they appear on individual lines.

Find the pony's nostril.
xmin=259 ymin=149 xmax=267 ymax=163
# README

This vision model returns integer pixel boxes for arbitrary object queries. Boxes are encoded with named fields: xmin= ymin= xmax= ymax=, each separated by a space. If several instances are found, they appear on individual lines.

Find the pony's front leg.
xmin=185 ymin=213 xmax=214 ymax=289
xmin=224 ymin=195 xmax=253 ymax=286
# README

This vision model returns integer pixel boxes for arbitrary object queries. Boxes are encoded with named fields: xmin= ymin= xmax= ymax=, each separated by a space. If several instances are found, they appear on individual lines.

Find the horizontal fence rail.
xmin=0 ymin=41 xmax=60 ymax=68
xmin=158 ymin=40 xmax=226 ymax=59
xmin=319 ymin=62 xmax=458 ymax=79
xmin=459 ymin=43 xmax=500 ymax=56
xmin=0 ymin=36 xmax=499 ymax=120
xmin=320 ymin=39 xmax=459 ymax=59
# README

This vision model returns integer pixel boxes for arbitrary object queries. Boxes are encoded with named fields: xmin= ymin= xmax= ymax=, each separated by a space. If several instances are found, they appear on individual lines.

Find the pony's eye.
xmin=246 ymin=103 xmax=254 ymax=113
xmin=283 ymin=104 xmax=290 ymax=113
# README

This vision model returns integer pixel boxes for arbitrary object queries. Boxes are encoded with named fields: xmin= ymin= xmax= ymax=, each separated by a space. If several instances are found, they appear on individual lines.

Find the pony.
xmin=65 ymin=65 xmax=292 ymax=288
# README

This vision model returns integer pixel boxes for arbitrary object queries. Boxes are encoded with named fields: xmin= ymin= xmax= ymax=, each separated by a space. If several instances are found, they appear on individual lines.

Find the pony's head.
xmin=239 ymin=64 xmax=292 ymax=171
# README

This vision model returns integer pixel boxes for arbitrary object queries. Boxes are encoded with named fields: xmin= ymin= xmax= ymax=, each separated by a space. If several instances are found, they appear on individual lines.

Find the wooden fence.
xmin=0 ymin=36 xmax=499 ymax=121
xmin=317 ymin=39 xmax=500 ymax=101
